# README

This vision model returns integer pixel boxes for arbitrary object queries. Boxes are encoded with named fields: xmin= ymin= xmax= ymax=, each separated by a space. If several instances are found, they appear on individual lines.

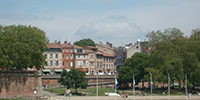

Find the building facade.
xmin=61 ymin=41 xmax=74 ymax=71
xmin=43 ymin=42 xmax=62 ymax=75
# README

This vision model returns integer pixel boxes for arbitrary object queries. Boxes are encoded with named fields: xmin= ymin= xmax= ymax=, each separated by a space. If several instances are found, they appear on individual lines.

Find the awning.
xmin=42 ymin=69 xmax=51 ymax=72
xmin=54 ymin=69 xmax=63 ymax=72
xmin=77 ymin=68 xmax=87 ymax=72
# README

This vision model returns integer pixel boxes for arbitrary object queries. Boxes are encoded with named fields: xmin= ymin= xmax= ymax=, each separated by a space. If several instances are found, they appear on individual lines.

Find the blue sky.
xmin=1 ymin=0 xmax=200 ymax=46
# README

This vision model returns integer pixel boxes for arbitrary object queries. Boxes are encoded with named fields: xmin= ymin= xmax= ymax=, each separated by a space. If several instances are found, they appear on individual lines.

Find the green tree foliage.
xmin=117 ymin=52 xmax=149 ymax=86
xmin=58 ymin=68 xmax=88 ymax=94
xmin=73 ymin=38 xmax=95 ymax=47
xmin=0 ymin=25 xmax=49 ymax=70
xmin=145 ymin=28 xmax=200 ymax=91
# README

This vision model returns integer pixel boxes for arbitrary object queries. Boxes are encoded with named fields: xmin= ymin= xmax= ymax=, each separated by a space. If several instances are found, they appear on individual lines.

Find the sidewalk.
xmin=47 ymin=95 xmax=200 ymax=100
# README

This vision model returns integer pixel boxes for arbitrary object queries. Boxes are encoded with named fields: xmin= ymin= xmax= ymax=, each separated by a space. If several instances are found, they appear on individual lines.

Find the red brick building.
xmin=61 ymin=41 xmax=74 ymax=71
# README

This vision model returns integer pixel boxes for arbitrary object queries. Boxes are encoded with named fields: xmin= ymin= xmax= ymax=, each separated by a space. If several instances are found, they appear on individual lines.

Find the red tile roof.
xmin=85 ymin=46 xmax=97 ymax=49
xmin=103 ymin=53 xmax=115 ymax=57
xmin=47 ymin=43 xmax=61 ymax=48
xmin=61 ymin=43 xmax=73 ymax=48
xmin=73 ymin=45 xmax=84 ymax=49
xmin=85 ymin=49 xmax=95 ymax=53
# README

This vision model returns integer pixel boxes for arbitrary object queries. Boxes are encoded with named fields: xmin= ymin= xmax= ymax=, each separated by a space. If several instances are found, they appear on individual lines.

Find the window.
xmin=63 ymin=62 xmax=64 ymax=66
xmin=63 ymin=55 xmax=64 ymax=58
xmin=78 ymin=61 xmax=80 ymax=66
xmin=108 ymin=58 xmax=110 ymax=62
xmin=82 ymin=61 xmax=86 ymax=66
xmin=56 ymin=61 xmax=59 ymax=66
xmin=66 ymin=62 xmax=68 ymax=66
xmin=62 ymin=49 xmax=64 ymax=52
xmin=70 ymin=62 xmax=73 ymax=66
xmin=77 ymin=55 xmax=80 ymax=58
xmin=83 ymin=55 xmax=85 ymax=58
xmin=91 ymin=55 xmax=93 ymax=60
xmin=108 ymin=64 xmax=110 ymax=69
xmin=44 ymin=54 xmax=47 ymax=58
xmin=77 ymin=49 xmax=82 ymax=53
xmin=97 ymin=62 xmax=99 ymax=67
xmin=70 ymin=49 xmax=73 ymax=52
xmin=70 ymin=54 xmax=73 ymax=59
xmin=91 ymin=63 xmax=93 ymax=67
xmin=66 ymin=49 xmax=68 ymax=52
xmin=56 ymin=54 xmax=58 ymax=58
xmin=50 ymin=61 xmax=53 ymax=66
xmin=100 ymin=62 xmax=102 ymax=67
xmin=50 ymin=54 xmax=53 ymax=58
xmin=66 ymin=55 xmax=68 ymax=59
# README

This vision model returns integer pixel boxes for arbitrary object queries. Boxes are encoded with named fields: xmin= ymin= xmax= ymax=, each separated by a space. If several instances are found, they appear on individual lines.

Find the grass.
xmin=43 ymin=87 xmax=117 ymax=96
xmin=43 ymin=87 xmax=193 ymax=96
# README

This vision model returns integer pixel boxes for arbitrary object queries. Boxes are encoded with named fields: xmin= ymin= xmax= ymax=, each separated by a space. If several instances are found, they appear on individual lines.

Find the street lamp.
xmin=123 ymin=69 xmax=125 ymax=93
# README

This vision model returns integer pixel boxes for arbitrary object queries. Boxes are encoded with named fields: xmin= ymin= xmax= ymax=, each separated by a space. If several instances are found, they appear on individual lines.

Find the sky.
xmin=1 ymin=0 xmax=200 ymax=47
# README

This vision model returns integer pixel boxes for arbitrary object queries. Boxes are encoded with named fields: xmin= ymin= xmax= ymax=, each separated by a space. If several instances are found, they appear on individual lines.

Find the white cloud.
xmin=75 ymin=15 xmax=145 ymax=46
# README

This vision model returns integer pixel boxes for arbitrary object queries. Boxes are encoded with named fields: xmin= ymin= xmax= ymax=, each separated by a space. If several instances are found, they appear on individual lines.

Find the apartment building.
xmin=74 ymin=45 xmax=89 ymax=71
xmin=116 ymin=46 xmax=127 ymax=72
xmin=43 ymin=42 xmax=62 ymax=75
xmin=116 ymin=39 xmax=148 ymax=72
xmin=95 ymin=42 xmax=116 ymax=56
xmin=61 ymin=41 xmax=74 ymax=71
xmin=103 ymin=53 xmax=115 ymax=74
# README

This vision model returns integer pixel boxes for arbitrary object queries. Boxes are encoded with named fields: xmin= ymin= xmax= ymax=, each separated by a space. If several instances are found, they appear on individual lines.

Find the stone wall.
xmin=0 ymin=71 xmax=39 ymax=97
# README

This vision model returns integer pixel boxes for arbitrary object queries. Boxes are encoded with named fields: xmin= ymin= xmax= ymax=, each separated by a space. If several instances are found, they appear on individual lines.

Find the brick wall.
xmin=41 ymin=75 xmax=116 ymax=88
xmin=0 ymin=71 xmax=38 ymax=97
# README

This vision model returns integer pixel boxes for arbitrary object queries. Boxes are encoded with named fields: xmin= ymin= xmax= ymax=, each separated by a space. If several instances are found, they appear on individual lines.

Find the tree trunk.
xmin=178 ymin=80 xmax=181 ymax=92
xmin=75 ymin=87 xmax=77 ymax=94
xmin=142 ymin=81 xmax=144 ymax=88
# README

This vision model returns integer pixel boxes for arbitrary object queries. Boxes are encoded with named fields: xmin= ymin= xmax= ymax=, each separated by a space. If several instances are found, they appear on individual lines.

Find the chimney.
xmin=54 ymin=40 xmax=57 ymax=43
xmin=64 ymin=41 xmax=67 ymax=44
xmin=69 ymin=41 xmax=71 ymax=45
xmin=110 ymin=43 xmax=112 ymax=48
xmin=58 ymin=41 xmax=61 ymax=45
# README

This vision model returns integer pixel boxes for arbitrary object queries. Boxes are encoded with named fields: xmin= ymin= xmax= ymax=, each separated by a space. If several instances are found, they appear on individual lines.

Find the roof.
xmin=85 ymin=49 xmax=95 ymax=53
xmin=103 ymin=53 xmax=115 ymax=57
xmin=96 ymin=52 xmax=103 ymax=55
xmin=95 ymin=43 xmax=115 ymax=50
xmin=61 ymin=43 xmax=73 ymax=48
xmin=85 ymin=46 xmax=97 ymax=49
xmin=73 ymin=45 xmax=84 ymax=49
xmin=47 ymin=43 xmax=61 ymax=48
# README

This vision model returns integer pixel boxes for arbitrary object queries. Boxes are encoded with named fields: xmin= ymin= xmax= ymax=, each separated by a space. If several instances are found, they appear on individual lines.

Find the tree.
xmin=73 ymin=38 xmax=95 ymax=47
xmin=117 ymin=52 xmax=149 ymax=87
xmin=58 ymin=68 xmax=88 ymax=94
xmin=145 ymin=28 xmax=200 ymax=91
xmin=0 ymin=25 xmax=49 ymax=70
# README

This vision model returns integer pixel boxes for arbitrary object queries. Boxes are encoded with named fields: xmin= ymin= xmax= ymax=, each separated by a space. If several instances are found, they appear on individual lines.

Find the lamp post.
xmin=133 ymin=74 xmax=135 ymax=100
xmin=123 ymin=69 xmax=125 ymax=93
xmin=115 ymin=71 xmax=116 ymax=100
xmin=96 ymin=71 xmax=98 ymax=100
xmin=185 ymin=73 xmax=187 ymax=96
xmin=168 ymin=73 xmax=170 ymax=100
xmin=149 ymin=72 xmax=152 ymax=100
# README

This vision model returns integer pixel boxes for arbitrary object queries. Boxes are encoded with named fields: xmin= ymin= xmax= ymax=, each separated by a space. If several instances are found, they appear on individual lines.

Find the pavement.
xmin=42 ymin=90 xmax=200 ymax=100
